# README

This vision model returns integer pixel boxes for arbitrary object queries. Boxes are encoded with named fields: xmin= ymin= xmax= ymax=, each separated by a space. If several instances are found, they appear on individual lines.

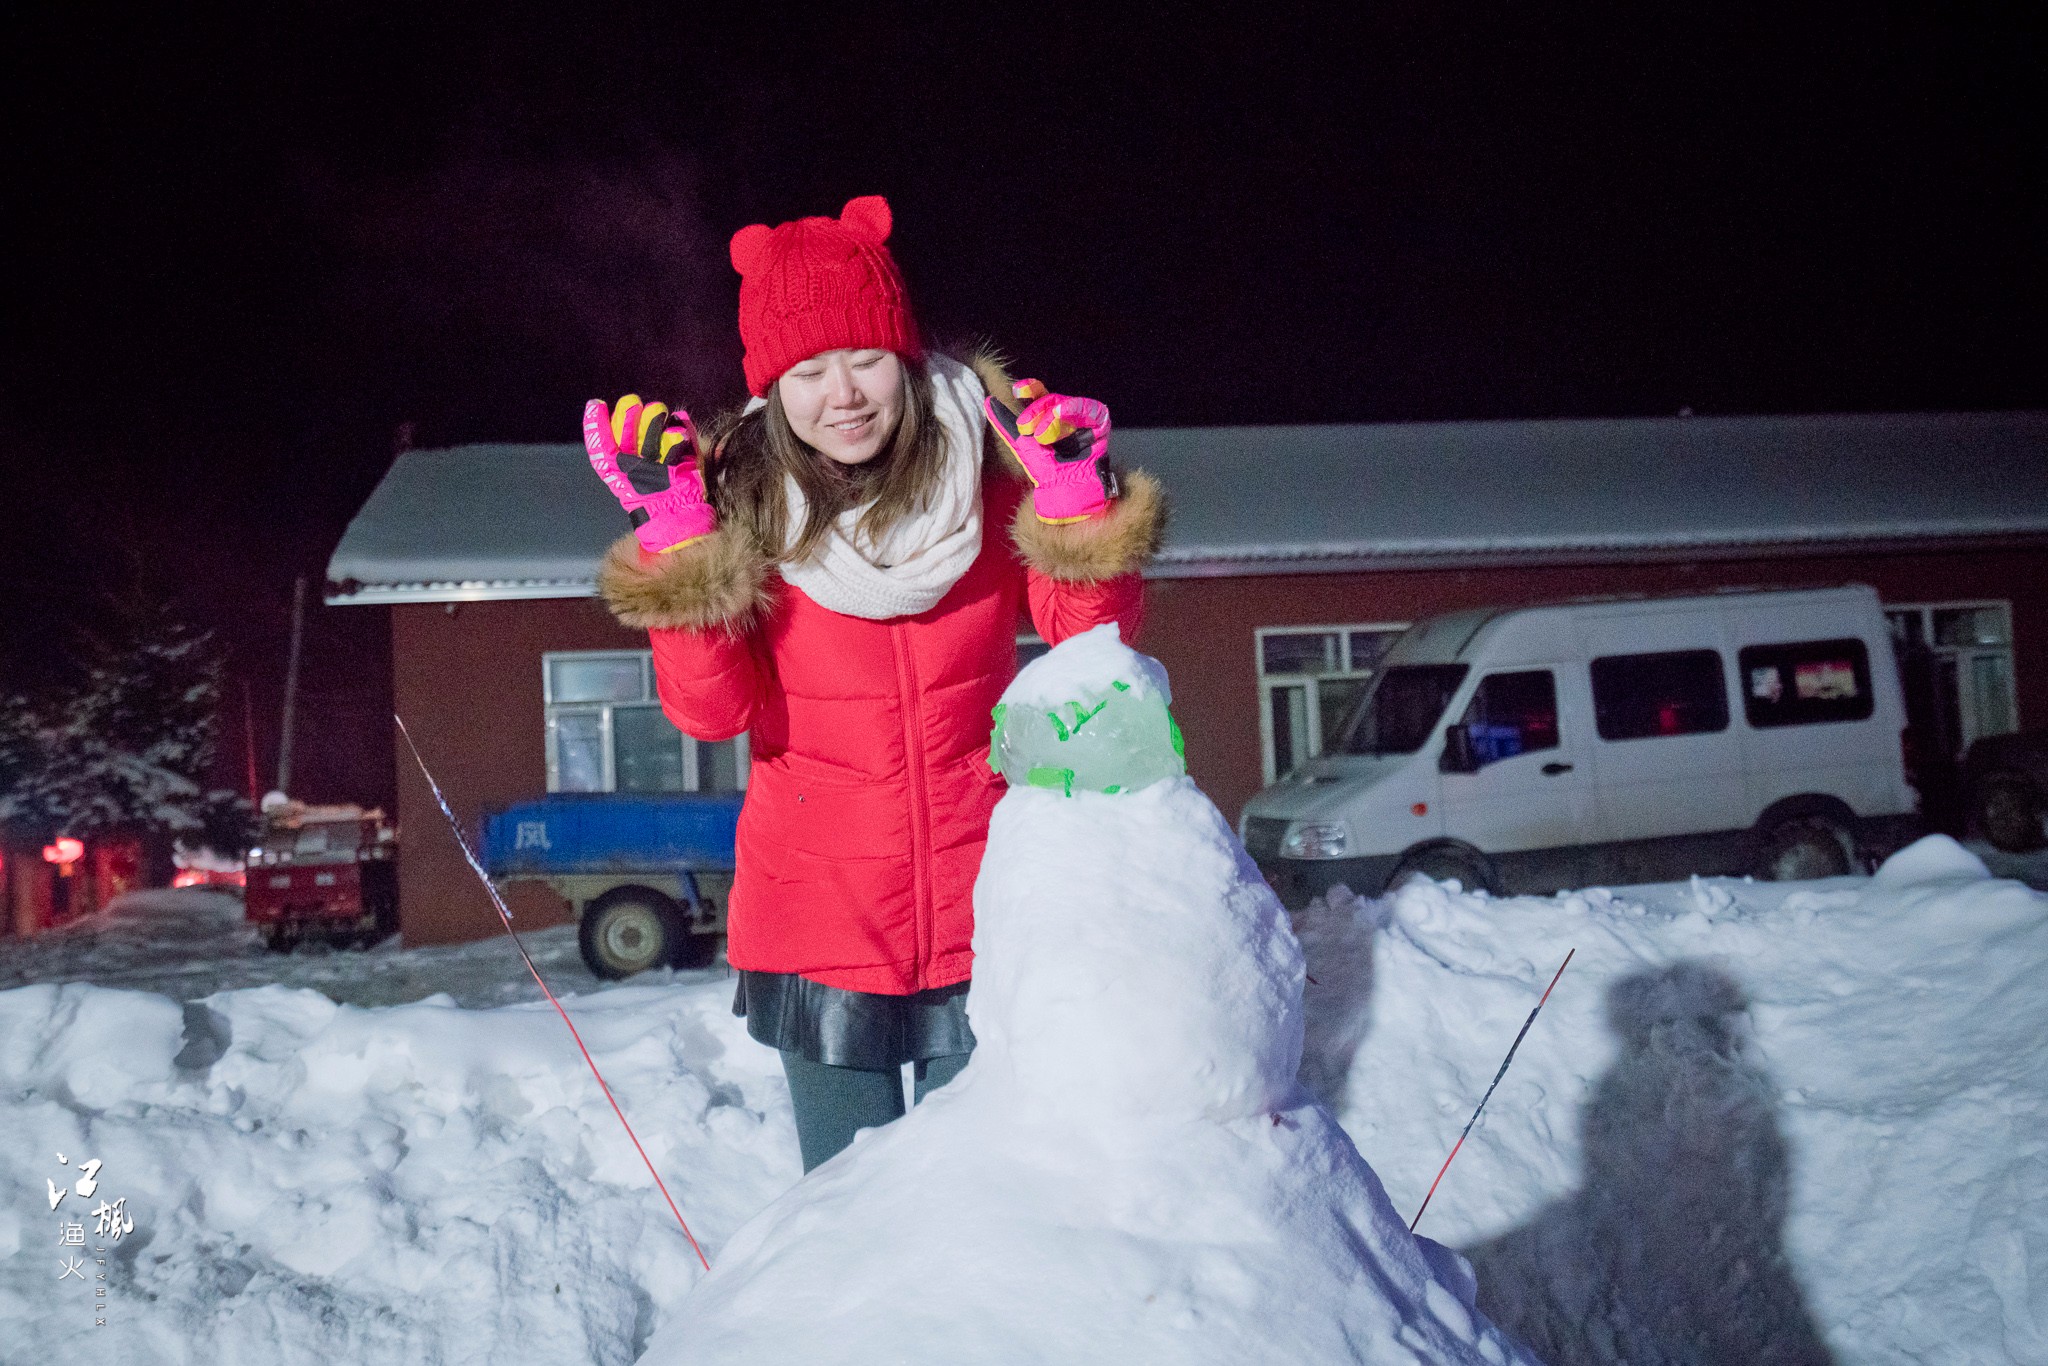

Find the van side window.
xmin=1457 ymin=670 xmax=1560 ymax=766
xmin=1590 ymin=649 xmax=1729 ymax=740
xmin=1739 ymin=638 xmax=1874 ymax=727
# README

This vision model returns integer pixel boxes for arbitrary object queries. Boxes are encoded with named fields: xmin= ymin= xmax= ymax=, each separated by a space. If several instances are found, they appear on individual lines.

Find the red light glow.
xmin=42 ymin=837 xmax=85 ymax=866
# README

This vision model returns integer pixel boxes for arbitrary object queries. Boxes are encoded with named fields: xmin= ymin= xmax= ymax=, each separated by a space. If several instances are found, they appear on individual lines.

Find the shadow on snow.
xmin=1463 ymin=962 xmax=1834 ymax=1366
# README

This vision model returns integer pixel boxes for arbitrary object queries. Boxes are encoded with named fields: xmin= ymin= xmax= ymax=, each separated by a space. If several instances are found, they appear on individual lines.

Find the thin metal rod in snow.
xmin=395 ymin=715 xmax=711 ymax=1271
xmin=1409 ymin=947 xmax=1576 ymax=1234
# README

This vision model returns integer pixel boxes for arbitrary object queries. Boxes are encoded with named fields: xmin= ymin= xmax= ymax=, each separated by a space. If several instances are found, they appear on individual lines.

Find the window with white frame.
xmin=1885 ymin=601 xmax=2018 ymax=759
xmin=543 ymin=651 xmax=748 ymax=794
xmin=1256 ymin=623 xmax=1408 ymax=783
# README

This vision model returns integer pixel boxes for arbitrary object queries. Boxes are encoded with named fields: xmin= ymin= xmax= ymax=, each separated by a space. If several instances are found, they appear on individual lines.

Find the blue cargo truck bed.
xmin=481 ymin=793 xmax=741 ymax=876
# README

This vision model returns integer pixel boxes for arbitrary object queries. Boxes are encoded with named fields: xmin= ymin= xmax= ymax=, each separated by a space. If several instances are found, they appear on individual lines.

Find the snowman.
xmin=641 ymin=626 xmax=1538 ymax=1365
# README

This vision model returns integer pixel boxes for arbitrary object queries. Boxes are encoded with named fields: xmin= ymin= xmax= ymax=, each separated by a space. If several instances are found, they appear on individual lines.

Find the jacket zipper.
xmin=893 ymin=622 xmax=933 ymax=988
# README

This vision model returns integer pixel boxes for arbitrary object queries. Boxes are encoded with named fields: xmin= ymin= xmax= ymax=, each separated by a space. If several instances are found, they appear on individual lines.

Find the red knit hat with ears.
xmin=729 ymin=195 xmax=923 ymax=397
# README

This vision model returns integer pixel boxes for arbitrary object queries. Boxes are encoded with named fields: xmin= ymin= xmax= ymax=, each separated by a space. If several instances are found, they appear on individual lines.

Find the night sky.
xmin=6 ymin=4 xmax=2043 ymax=807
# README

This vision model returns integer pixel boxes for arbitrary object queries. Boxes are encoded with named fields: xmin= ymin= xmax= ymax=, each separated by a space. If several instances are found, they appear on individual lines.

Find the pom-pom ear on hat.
xmin=729 ymin=222 xmax=774 ymax=276
xmin=729 ymin=194 xmax=921 ymax=397
xmin=837 ymin=195 xmax=893 ymax=244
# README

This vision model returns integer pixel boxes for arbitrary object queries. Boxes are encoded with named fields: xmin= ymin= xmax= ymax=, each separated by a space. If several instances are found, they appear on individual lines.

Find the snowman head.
xmin=988 ymin=625 xmax=1186 ymax=796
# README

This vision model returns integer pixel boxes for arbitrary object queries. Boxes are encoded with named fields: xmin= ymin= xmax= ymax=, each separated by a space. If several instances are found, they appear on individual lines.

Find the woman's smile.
xmin=778 ymin=349 xmax=906 ymax=465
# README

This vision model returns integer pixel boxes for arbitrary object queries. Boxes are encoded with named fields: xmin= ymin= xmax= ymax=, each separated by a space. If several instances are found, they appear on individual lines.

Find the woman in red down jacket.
xmin=583 ymin=195 xmax=1164 ymax=1171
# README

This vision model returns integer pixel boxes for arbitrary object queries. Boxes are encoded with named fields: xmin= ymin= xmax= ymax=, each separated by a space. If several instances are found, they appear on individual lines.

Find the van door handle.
xmin=1541 ymin=762 xmax=1575 ymax=775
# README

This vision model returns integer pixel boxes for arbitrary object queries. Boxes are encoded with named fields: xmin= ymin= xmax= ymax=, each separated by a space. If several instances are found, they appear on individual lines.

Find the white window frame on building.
xmin=1884 ymin=600 xmax=2019 ymax=758
xmin=1255 ymin=623 xmax=1409 ymax=784
xmin=542 ymin=650 xmax=749 ymax=794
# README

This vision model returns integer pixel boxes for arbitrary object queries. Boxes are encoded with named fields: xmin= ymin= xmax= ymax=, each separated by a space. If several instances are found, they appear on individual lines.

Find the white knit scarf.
xmin=770 ymin=353 xmax=986 ymax=620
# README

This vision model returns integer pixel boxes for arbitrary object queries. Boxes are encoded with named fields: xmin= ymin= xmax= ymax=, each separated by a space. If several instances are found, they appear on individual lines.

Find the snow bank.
xmin=5 ymin=839 xmax=2045 ymax=1363
xmin=1312 ymin=835 xmax=2048 ymax=1365
xmin=0 ymin=975 xmax=791 ymax=1364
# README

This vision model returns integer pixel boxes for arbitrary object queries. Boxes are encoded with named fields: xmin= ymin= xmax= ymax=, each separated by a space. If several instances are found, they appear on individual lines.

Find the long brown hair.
xmin=703 ymin=356 xmax=951 ymax=566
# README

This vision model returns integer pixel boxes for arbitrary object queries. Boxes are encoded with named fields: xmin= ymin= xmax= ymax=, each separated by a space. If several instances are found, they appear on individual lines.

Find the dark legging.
xmin=780 ymin=1050 xmax=971 ymax=1173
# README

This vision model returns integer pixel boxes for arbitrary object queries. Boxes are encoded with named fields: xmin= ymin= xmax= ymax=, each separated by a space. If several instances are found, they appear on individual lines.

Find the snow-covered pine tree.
xmin=72 ymin=602 xmax=219 ymax=829
xmin=0 ymin=598 xmax=253 ymax=877
xmin=0 ymin=688 xmax=51 ymax=838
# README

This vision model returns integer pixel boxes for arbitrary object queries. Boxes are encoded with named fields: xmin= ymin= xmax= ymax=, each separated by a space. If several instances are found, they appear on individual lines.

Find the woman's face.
xmin=776 ymin=349 xmax=905 ymax=466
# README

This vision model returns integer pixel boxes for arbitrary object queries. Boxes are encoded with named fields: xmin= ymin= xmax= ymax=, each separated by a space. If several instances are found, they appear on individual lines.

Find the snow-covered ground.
xmin=0 ymin=888 xmax=724 ymax=1008
xmin=4 ymin=841 xmax=2045 ymax=1363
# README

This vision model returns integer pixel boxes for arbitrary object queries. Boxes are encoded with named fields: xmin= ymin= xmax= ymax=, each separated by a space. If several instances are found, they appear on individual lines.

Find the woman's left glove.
xmin=984 ymin=380 xmax=1119 ymax=524
xmin=583 ymin=395 xmax=717 ymax=553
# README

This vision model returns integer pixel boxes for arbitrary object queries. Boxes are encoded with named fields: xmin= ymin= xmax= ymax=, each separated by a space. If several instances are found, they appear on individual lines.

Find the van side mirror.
xmin=1440 ymin=723 xmax=1480 ymax=774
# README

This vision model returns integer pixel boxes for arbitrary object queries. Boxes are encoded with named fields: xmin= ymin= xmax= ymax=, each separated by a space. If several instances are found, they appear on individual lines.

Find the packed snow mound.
xmin=642 ymin=1074 xmax=1530 ymax=1365
xmin=974 ymin=782 xmax=1302 ymax=1121
xmin=1869 ymin=830 xmax=1991 ymax=886
xmin=644 ymin=634 xmax=1532 ymax=1365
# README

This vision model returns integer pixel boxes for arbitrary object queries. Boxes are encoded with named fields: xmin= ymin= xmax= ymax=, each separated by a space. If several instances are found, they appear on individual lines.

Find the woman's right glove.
xmin=583 ymin=395 xmax=717 ymax=553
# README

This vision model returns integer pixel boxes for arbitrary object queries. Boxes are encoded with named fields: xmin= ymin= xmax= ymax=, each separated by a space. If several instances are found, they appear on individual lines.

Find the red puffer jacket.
xmin=598 ymin=401 xmax=1165 ymax=995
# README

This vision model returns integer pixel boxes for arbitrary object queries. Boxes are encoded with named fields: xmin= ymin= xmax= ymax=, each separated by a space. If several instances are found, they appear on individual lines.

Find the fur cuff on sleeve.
xmin=596 ymin=529 xmax=772 ymax=632
xmin=1009 ymin=467 xmax=1166 ymax=583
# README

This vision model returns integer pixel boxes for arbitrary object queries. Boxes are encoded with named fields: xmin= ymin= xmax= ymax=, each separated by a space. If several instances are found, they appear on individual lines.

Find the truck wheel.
xmin=1757 ymin=817 xmax=1853 ymax=881
xmin=579 ymin=888 xmax=683 ymax=979
xmin=368 ymin=878 xmax=401 ymax=946
xmin=260 ymin=924 xmax=294 ymax=954
xmin=1972 ymin=772 xmax=2047 ymax=853
xmin=1390 ymin=844 xmax=1502 ymax=896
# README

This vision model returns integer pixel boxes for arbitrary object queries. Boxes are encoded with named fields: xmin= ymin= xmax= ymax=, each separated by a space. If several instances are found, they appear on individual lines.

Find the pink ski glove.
xmin=583 ymin=394 xmax=717 ymax=554
xmin=984 ymin=379 xmax=1119 ymax=524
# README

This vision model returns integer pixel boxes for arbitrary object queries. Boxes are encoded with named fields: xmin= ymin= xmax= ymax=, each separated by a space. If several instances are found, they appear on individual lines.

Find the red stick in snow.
xmin=396 ymin=716 xmax=711 ymax=1272
xmin=1409 ymin=948 xmax=1575 ymax=1234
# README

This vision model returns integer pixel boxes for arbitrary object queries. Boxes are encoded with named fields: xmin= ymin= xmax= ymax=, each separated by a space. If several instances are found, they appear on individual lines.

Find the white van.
xmin=1240 ymin=585 xmax=1921 ymax=907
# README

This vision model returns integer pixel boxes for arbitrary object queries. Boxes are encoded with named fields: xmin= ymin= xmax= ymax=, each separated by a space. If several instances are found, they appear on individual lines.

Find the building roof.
xmin=326 ymin=411 xmax=2048 ymax=604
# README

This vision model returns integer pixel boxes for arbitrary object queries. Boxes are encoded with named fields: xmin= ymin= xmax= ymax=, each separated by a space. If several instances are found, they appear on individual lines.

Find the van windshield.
xmin=1335 ymin=664 xmax=1470 ymax=756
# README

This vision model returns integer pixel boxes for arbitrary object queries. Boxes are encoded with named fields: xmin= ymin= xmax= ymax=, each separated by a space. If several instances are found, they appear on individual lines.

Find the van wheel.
xmin=1389 ymin=845 xmax=1501 ymax=896
xmin=579 ymin=889 xmax=683 ymax=979
xmin=1757 ymin=817 xmax=1853 ymax=881
xmin=1972 ymin=772 xmax=2047 ymax=853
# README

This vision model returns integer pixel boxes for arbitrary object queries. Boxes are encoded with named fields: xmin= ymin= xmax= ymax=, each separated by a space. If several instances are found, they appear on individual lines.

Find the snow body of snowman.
xmin=640 ymin=626 xmax=1537 ymax=1365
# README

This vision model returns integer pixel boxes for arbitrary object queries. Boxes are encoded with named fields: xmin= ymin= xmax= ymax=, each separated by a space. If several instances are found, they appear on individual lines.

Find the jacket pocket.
xmin=742 ymin=757 xmax=911 ymax=863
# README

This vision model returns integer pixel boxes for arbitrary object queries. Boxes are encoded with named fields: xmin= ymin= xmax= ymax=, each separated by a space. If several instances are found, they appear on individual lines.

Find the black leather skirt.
xmin=733 ymin=970 xmax=977 ymax=1070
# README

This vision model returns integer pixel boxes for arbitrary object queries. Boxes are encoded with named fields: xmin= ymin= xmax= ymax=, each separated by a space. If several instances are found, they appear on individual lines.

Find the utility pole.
xmin=241 ymin=678 xmax=260 ymax=800
xmin=276 ymin=576 xmax=306 ymax=797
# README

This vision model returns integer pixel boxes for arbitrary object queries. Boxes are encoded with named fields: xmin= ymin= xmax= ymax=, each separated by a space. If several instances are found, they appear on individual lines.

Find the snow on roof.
xmin=326 ymin=444 xmax=622 ymax=604
xmin=326 ymin=411 xmax=2048 ymax=604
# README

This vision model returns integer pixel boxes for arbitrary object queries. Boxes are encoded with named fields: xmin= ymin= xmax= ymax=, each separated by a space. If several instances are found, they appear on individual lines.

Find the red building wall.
xmin=389 ymin=544 xmax=2047 ymax=945
xmin=392 ymin=596 xmax=648 ymax=945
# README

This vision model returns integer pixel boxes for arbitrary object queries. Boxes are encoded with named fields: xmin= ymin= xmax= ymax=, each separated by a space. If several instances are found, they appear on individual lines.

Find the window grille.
xmin=1255 ymin=623 xmax=1408 ymax=783
xmin=542 ymin=651 xmax=748 ymax=794
xmin=1884 ymin=601 xmax=2018 ymax=759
